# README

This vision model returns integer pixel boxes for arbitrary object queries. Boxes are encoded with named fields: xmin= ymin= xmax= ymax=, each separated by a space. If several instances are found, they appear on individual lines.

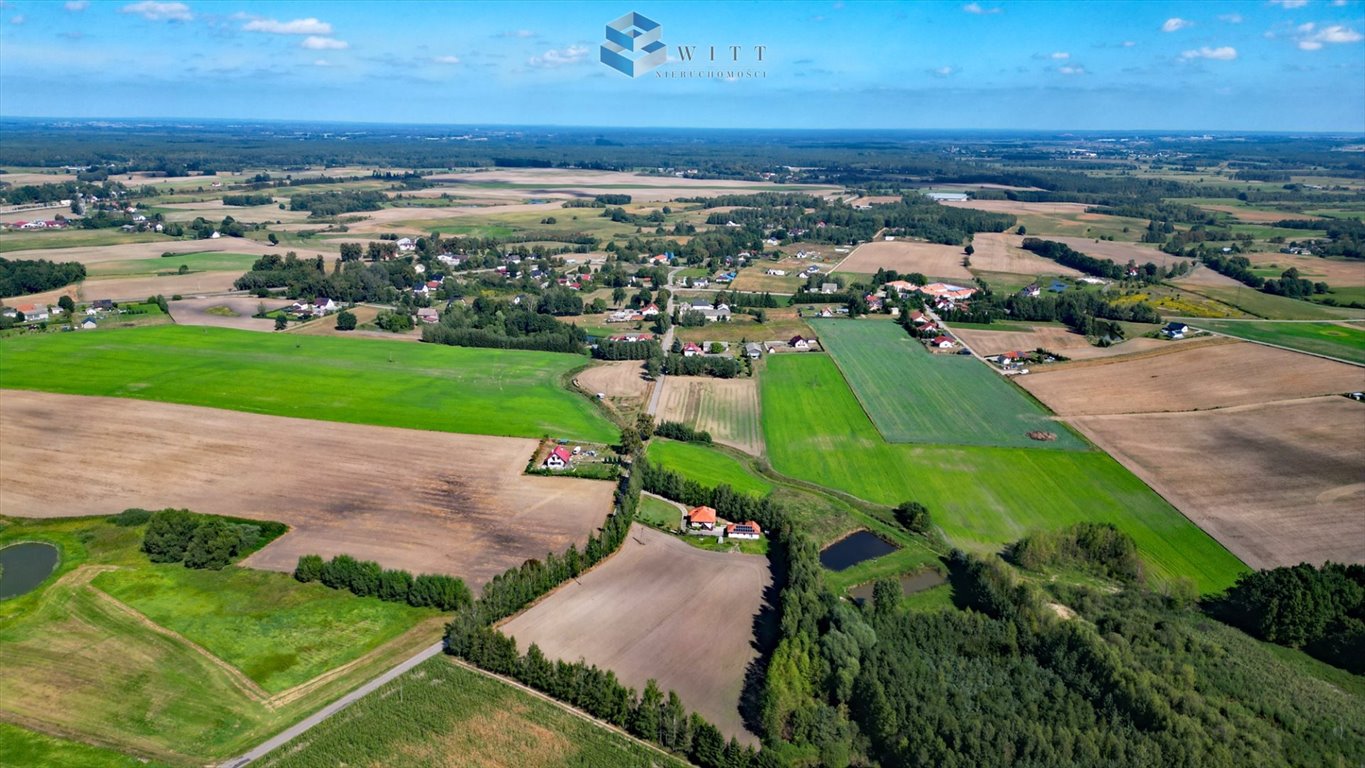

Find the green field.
xmin=646 ymin=438 xmax=774 ymax=496
xmin=811 ymin=319 xmax=1087 ymax=450
xmin=0 ymin=722 xmax=172 ymax=768
xmin=87 ymin=251 xmax=261 ymax=278
xmin=637 ymin=494 xmax=682 ymax=529
xmin=256 ymin=656 xmax=688 ymax=768
xmin=0 ymin=228 xmax=169 ymax=253
xmin=760 ymin=354 xmax=1247 ymax=592
xmin=1174 ymin=282 xmax=1365 ymax=320
xmin=0 ymin=515 xmax=439 ymax=765
xmin=1189 ymin=320 xmax=1365 ymax=365
xmin=93 ymin=566 xmax=431 ymax=693
xmin=0 ymin=325 xmax=617 ymax=443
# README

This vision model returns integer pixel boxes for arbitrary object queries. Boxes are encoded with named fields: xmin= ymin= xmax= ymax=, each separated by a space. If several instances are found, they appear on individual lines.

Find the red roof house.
xmin=543 ymin=445 xmax=573 ymax=470
xmin=687 ymin=506 xmax=718 ymax=530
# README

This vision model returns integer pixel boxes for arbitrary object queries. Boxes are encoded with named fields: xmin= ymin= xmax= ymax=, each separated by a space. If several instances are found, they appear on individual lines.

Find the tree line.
xmin=0 ymin=257 xmax=86 ymax=298
xmin=654 ymin=422 xmax=713 ymax=444
xmin=1021 ymin=237 xmax=1163 ymax=283
xmin=294 ymin=553 xmax=472 ymax=611
xmin=421 ymin=295 xmax=588 ymax=354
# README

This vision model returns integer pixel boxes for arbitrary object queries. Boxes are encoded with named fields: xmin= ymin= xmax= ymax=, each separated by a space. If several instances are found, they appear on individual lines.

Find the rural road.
xmin=645 ymin=266 xmax=684 ymax=416
xmin=218 ymin=641 xmax=445 ymax=767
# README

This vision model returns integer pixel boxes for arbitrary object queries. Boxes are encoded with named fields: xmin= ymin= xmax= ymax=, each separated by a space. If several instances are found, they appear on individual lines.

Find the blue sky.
xmin=1 ymin=0 xmax=1362 ymax=131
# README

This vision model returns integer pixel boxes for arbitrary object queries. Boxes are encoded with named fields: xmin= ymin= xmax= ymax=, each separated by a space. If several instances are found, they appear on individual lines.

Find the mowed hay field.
xmin=657 ymin=376 xmax=763 ymax=455
xmin=1018 ymin=340 xmax=1365 ymax=417
xmin=833 ymin=240 xmax=973 ymax=280
xmin=502 ymin=525 xmax=773 ymax=745
xmin=645 ymin=439 xmax=774 ymax=497
xmin=812 ymin=319 xmax=1086 ymax=450
xmin=0 ymin=516 xmax=441 ymax=765
xmin=0 ymin=392 xmax=615 ymax=586
xmin=1189 ymin=319 xmax=1365 ymax=365
xmin=967 ymin=233 xmax=1084 ymax=276
xmin=0 ymin=325 xmax=617 ymax=443
xmin=255 ymin=656 xmax=687 ymax=768
xmin=761 ymin=353 xmax=1247 ymax=592
xmin=951 ymin=322 xmax=1185 ymax=361
xmin=1071 ymin=397 xmax=1365 ymax=571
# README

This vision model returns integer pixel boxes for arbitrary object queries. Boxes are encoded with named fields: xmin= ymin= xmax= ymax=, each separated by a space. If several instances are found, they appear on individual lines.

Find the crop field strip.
xmin=811 ymin=319 xmax=1087 ymax=450
xmin=657 ymin=376 xmax=764 ymax=456
xmin=1186 ymin=319 xmax=1365 ymax=365
xmin=759 ymin=353 xmax=1248 ymax=592
xmin=0 ymin=325 xmax=617 ymax=443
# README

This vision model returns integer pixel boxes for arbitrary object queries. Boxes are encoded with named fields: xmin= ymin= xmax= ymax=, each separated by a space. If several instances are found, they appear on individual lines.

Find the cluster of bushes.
xmin=140 ymin=508 xmax=281 ymax=570
xmin=421 ymin=296 xmax=588 ymax=354
xmin=1022 ymin=237 xmax=1163 ymax=282
xmin=294 ymin=553 xmax=471 ymax=611
xmin=893 ymin=501 xmax=931 ymax=534
xmin=221 ymin=193 xmax=274 ymax=206
xmin=662 ymin=352 xmax=744 ymax=378
xmin=234 ymin=251 xmax=417 ymax=304
xmin=1200 ymin=253 xmax=1329 ymax=299
xmin=290 ymin=189 xmax=386 ymax=217
xmin=1010 ymin=522 xmax=1144 ymax=583
xmin=0 ymin=257 xmax=86 ymax=298
xmin=592 ymin=339 xmax=660 ymax=361
xmin=1209 ymin=562 xmax=1364 ymax=673
xmin=653 ymin=421 xmax=712 ymax=444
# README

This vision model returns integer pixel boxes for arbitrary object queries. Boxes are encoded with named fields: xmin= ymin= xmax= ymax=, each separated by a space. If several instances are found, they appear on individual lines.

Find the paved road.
xmin=218 ymin=641 xmax=445 ymax=768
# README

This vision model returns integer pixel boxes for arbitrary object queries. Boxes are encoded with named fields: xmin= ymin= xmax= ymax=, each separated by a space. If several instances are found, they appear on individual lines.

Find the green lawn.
xmin=0 ymin=722 xmax=171 ymax=768
xmin=0 ymin=325 xmax=617 ymax=443
xmin=645 ymin=439 xmax=774 ymax=496
xmin=638 ymin=494 xmax=682 ymax=529
xmin=255 ymin=656 xmax=688 ymax=768
xmin=0 ymin=515 xmax=440 ymax=765
xmin=811 ymin=319 xmax=1087 ymax=450
xmin=1189 ymin=320 xmax=1365 ymax=364
xmin=87 ymin=251 xmax=260 ymax=278
xmin=760 ymin=354 xmax=1247 ymax=593
xmin=93 ymin=565 xmax=432 ymax=693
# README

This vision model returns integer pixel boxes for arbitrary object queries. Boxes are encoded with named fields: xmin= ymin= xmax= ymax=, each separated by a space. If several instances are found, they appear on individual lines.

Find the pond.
xmin=819 ymin=530 xmax=899 ymax=572
xmin=849 ymin=569 xmax=947 ymax=604
xmin=0 ymin=542 xmax=60 ymax=599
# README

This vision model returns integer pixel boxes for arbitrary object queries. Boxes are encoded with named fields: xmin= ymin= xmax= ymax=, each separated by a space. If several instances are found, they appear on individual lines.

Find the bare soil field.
xmin=1241 ymin=251 xmax=1365 ymax=285
xmin=942 ymin=200 xmax=1093 ymax=216
xmin=169 ymin=295 xmax=285 ymax=331
xmin=501 ymin=524 xmax=772 ymax=745
xmin=657 ymin=377 xmax=764 ymax=455
xmin=952 ymin=323 xmax=1187 ymax=361
xmin=969 ymin=233 xmax=1084 ymax=276
xmin=1070 ymin=397 xmax=1365 ymax=570
xmin=1018 ymin=340 xmax=1365 ymax=416
xmin=0 ymin=392 xmax=614 ymax=588
xmin=1170 ymin=263 xmax=1248 ymax=288
xmin=576 ymin=360 xmax=652 ymax=417
xmin=8 ymin=270 xmax=245 ymax=306
xmin=833 ymin=240 xmax=973 ymax=280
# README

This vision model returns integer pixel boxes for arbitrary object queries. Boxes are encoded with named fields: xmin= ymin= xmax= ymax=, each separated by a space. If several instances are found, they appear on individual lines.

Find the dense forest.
xmin=0 ymin=257 xmax=86 ymax=298
xmin=421 ymin=295 xmax=588 ymax=354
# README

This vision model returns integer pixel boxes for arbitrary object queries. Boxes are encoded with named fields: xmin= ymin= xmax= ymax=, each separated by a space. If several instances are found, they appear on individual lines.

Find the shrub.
xmin=183 ymin=518 xmax=237 ymax=570
xmin=894 ymin=501 xmax=931 ymax=534
xmin=141 ymin=509 xmax=200 ymax=563
xmin=294 ymin=554 xmax=324 ymax=583
xmin=109 ymin=508 xmax=152 ymax=527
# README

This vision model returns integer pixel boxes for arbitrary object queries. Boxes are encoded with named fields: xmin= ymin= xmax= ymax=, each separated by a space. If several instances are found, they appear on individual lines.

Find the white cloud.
xmin=1181 ymin=45 xmax=1238 ymax=60
xmin=1057 ymin=65 xmax=1087 ymax=75
xmin=1270 ymin=0 xmax=1309 ymax=8
xmin=962 ymin=2 xmax=1001 ymax=14
xmin=65 ymin=0 xmax=89 ymax=10
xmin=120 ymin=1 xmax=192 ymax=22
xmin=1050 ymin=51 xmax=1070 ymax=59
xmin=928 ymin=65 xmax=956 ymax=77
xmin=1122 ymin=40 xmax=1136 ymax=47
xmin=1332 ymin=0 xmax=1349 ymax=6
xmin=528 ymin=44 xmax=589 ymax=67
xmin=313 ymin=59 xmax=332 ymax=67
xmin=301 ymin=36 xmax=348 ymax=50
xmin=1218 ymin=13 xmax=1243 ymax=23
xmin=433 ymin=54 xmax=461 ymax=64
xmin=244 ymin=17 xmax=332 ymax=35
xmin=1297 ymin=24 xmax=1364 ymax=49
xmin=1162 ymin=17 xmax=1192 ymax=32
xmin=9 ymin=13 xmax=23 ymax=24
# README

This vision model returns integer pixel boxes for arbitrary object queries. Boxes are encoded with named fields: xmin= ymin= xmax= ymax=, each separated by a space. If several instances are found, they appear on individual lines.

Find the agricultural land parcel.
xmin=645 ymin=438 xmax=774 ymax=497
xmin=1187 ymin=319 xmax=1365 ymax=365
xmin=949 ymin=321 xmax=1190 ymax=361
xmin=0 ymin=515 xmax=442 ymax=765
xmin=657 ymin=376 xmax=764 ymax=455
xmin=0 ymin=325 xmax=617 ymax=443
xmin=832 ymin=240 xmax=973 ymax=281
xmin=760 ymin=352 xmax=1247 ymax=592
xmin=0 ymin=392 xmax=615 ymax=586
xmin=502 ymin=524 xmax=772 ymax=745
xmin=254 ymin=656 xmax=687 ymax=768
xmin=812 ymin=319 xmax=1086 ymax=450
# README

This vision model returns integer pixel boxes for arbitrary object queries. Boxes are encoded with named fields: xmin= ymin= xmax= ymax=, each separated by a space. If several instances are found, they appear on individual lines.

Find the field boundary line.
xmin=85 ymin=570 xmax=272 ymax=703
xmin=445 ymin=656 xmax=697 ymax=767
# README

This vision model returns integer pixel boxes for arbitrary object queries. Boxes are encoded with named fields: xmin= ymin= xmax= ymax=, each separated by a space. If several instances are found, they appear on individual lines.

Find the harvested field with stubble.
xmin=832 ymin=240 xmax=973 ymax=280
xmin=1034 ymin=235 xmax=1192 ymax=270
xmin=1018 ymin=340 xmax=1365 ymax=416
xmin=967 ymin=233 xmax=1084 ymax=276
xmin=0 ymin=392 xmax=614 ymax=588
xmin=951 ymin=323 xmax=1193 ymax=361
xmin=1069 ymin=397 xmax=1365 ymax=571
xmin=502 ymin=524 xmax=773 ymax=746
xmin=657 ymin=376 xmax=763 ymax=455
xmin=575 ymin=359 xmax=652 ymax=417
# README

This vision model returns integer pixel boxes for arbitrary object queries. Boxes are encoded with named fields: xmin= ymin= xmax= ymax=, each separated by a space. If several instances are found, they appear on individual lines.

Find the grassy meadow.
xmin=0 ymin=325 xmax=617 ymax=443
xmin=811 ymin=319 xmax=1087 ymax=450
xmin=1189 ymin=319 xmax=1365 ymax=364
xmin=87 ymin=251 xmax=261 ymax=278
xmin=1175 ymin=282 xmax=1365 ymax=320
xmin=759 ymin=353 xmax=1248 ymax=592
xmin=0 ymin=723 xmax=173 ymax=768
xmin=255 ymin=656 xmax=688 ymax=768
xmin=0 ymin=515 xmax=441 ymax=765
xmin=646 ymin=438 xmax=774 ymax=496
